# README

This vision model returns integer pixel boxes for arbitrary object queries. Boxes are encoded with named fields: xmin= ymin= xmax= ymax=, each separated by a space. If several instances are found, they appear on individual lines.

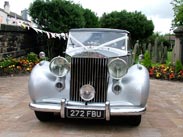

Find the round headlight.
xmin=80 ymin=84 xmax=95 ymax=102
xmin=108 ymin=58 xmax=128 ymax=79
xmin=49 ymin=56 xmax=69 ymax=77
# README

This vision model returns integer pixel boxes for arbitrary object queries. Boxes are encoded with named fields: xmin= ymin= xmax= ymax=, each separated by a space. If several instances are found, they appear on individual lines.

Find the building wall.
xmin=0 ymin=10 xmax=31 ymax=26
xmin=7 ymin=16 xmax=31 ymax=26
xmin=0 ymin=11 xmax=7 ymax=24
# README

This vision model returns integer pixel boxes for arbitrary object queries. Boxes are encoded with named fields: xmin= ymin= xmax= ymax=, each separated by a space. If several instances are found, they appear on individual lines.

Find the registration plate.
xmin=66 ymin=108 xmax=105 ymax=119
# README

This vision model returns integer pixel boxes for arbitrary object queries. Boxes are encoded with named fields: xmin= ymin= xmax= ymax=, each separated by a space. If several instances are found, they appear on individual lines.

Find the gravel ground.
xmin=0 ymin=76 xmax=183 ymax=137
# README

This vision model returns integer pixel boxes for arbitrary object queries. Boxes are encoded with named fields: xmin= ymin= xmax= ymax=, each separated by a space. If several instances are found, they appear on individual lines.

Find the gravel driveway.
xmin=0 ymin=76 xmax=183 ymax=137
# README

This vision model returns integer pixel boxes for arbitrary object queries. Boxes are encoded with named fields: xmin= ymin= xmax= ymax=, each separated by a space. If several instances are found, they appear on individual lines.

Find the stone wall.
xmin=0 ymin=24 xmax=39 ymax=60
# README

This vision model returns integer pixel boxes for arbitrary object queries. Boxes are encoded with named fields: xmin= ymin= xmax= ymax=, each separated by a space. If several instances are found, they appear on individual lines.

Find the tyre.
xmin=34 ymin=111 xmax=54 ymax=122
xmin=128 ymin=115 xmax=141 ymax=126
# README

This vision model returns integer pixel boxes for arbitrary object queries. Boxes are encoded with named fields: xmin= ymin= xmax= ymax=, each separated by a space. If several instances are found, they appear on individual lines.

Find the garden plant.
xmin=0 ymin=52 xmax=183 ymax=81
xmin=142 ymin=51 xmax=183 ymax=81
xmin=0 ymin=52 xmax=40 ymax=76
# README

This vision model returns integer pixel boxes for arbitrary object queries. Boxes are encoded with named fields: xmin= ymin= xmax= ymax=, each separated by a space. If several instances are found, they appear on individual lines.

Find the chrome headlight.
xmin=49 ymin=56 xmax=69 ymax=77
xmin=108 ymin=58 xmax=128 ymax=79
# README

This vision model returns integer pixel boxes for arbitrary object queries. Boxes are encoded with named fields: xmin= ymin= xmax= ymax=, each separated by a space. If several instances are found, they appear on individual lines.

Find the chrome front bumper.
xmin=29 ymin=99 xmax=146 ymax=121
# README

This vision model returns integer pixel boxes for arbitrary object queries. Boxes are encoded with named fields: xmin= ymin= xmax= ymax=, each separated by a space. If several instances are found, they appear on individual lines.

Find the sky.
xmin=0 ymin=0 xmax=174 ymax=34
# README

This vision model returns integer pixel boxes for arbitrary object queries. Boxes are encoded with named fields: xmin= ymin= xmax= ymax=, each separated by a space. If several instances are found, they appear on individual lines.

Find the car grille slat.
xmin=70 ymin=57 xmax=108 ymax=102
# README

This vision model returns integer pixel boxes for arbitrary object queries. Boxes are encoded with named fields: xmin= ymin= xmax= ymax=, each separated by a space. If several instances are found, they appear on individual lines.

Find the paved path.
xmin=0 ymin=76 xmax=183 ymax=137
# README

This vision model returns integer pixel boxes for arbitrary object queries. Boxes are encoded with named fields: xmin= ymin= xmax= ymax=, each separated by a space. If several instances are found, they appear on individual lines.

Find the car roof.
xmin=69 ymin=28 xmax=129 ymax=34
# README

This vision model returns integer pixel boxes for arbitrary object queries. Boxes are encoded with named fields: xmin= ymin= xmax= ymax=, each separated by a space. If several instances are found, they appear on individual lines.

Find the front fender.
xmin=126 ymin=64 xmax=150 ymax=106
xmin=107 ymin=64 xmax=150 ymax=107
xmin=28 ymin=61 xmax=70 ymax=103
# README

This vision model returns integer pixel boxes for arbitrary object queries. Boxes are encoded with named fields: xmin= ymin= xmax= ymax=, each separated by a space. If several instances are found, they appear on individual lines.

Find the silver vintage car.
xmin=28 ymin=28 xmax=150 ymax=126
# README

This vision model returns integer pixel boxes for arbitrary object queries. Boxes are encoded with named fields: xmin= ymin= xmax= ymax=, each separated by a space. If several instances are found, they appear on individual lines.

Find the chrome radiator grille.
xmin=70 ymin=57 xmax=108 ymax=102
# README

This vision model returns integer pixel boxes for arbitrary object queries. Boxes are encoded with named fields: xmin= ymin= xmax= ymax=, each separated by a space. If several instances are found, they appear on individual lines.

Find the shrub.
xmin=27 ymin=52 xmax=39 ymax=62
xmin=148 ymin=64 xmax=183 ymax=81
xmin=166 ymin=51 xmax=172 ymax=65
xmin=0 ymin=53 xmax=40 ymax=76
xmin=0 ymin=56 xmax=17 ymax=68
xmin=175 ymin=60 xmax=183 ymax=73
xmin=142 ymin=51 xmax=151 ymax=68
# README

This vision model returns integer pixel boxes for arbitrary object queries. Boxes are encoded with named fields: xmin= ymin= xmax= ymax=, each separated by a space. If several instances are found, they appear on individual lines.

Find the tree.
xmin=29 ymin=0 xmax=100 ymax=32
xmin=29 ymin=0 xmax=100 ymax=58
xmin=83 ymin=9 xmax=99 ymax=28
xmin=171 ymin=0 xmax=183 ymax=27
xmin=29 ymin=0 xmax=85 ymax=32
xmin=100 ymin=10 xmax=154 ymax=43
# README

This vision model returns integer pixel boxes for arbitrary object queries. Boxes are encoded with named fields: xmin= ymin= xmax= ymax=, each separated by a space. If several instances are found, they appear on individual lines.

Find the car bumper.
xmin=29 ymin=99 xmax=146 ymax=121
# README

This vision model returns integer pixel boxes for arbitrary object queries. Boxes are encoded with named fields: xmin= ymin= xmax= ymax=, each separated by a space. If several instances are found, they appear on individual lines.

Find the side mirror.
xmin=137 ymin=54 xmax=144 ymax=69
xmin=127 ymin=50 xmax=132 ymax=56
xmin=138 ymin=54 xmax=144 ymax=62
xmin=39 ymin=51 xmax=46 ymax=60
xmin=138 ymin=53 xmax=144 ymax=64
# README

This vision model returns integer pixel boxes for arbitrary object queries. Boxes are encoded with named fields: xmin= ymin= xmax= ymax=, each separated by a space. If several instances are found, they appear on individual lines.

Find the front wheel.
xmin=128 ymin=115 xmax=141 ymax=126
xmin=34 ymin=111 xmax=54 ymax=122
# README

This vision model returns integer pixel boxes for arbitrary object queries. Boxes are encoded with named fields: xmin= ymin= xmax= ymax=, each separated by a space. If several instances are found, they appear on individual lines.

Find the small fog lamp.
xmin=112 ymin=83 xmax=122 ymax=95
xmin=80 ymin=84 xmax=95 ymax=101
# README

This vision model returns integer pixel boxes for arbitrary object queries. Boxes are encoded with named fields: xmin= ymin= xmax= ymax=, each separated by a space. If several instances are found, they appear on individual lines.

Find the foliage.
xmin=171 ymin=0 xmax=183 ymax=27
xmin=0 ymin=56 xmax=17 ymax=68
xmin=0 ymin=53 xmax=40 ymax=76
xmin=27 ymin=52 xmax=39 ymax=62
xmin=1 ymin=53 xmax=183 ymax=81
xmin=142 ymin=51 xmax=151 ymax=68
xmin=100 ymin=10 xmax=154 ymax=43
xmin=166 ymin=51 xmax=172 ymax=65
xmin=83 ymin=8 xmax=99 ymax=28
xmin=175 ymin=60 xmax=183 ymax=73
xmin=29 ymin=0 xmax=100 ymax=59
xmin=149 ymin=64 xmax=183 ymax=81
xmin=29 ymin=0 xmax=99 ymax=32
xmin=29 ymin=0 xmax=85 ymax=32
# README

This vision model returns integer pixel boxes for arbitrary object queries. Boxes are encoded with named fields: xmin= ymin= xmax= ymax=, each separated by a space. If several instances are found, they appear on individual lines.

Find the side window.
xmin=127 ymin=34 xmax=132 ymax=51
xmin=127 ymin=34 xmax=133 ymax=65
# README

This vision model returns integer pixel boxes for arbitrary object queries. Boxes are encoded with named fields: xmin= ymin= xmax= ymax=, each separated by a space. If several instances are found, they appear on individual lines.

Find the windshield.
xmin=67 ymin=30 xmax=128 ymax=51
